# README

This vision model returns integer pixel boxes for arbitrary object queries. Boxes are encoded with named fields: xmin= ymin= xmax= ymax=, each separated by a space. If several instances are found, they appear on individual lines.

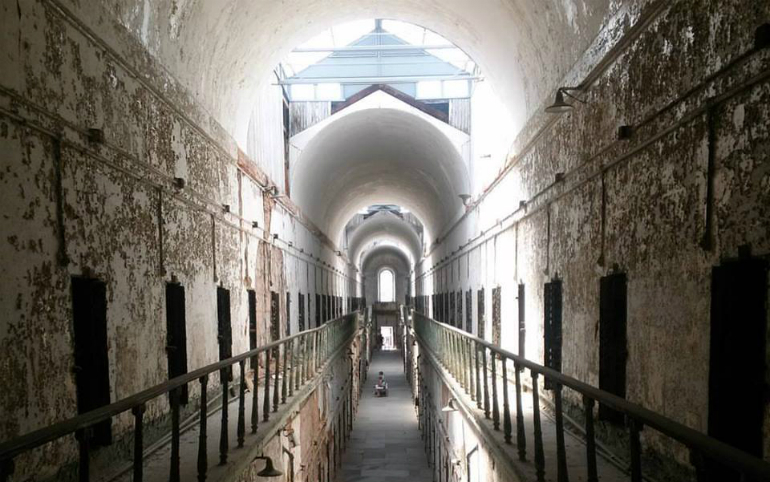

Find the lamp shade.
xmin=255 ymin=456 xmax=284 ymax=477
xmin=442 ymin=398 xmax=459 ymax=412
xmin=545 ymin=89 xmax=574 ymax=114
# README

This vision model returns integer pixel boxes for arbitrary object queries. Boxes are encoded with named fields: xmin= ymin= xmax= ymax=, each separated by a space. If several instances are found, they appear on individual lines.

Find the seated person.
xmin=374 ymin=371 xmax=388 ymax=396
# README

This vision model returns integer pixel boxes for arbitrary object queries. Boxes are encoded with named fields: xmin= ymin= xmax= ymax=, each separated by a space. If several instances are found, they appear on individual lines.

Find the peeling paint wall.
xmin=417 ymin=0 xmax=770 ymax=473
xmin=0 ymin=0 xmax=359 ymax=475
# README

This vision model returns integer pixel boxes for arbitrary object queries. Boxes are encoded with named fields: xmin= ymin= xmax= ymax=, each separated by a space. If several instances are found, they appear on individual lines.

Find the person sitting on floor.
xmin=374 ymin=371 xmax=388 ymax=397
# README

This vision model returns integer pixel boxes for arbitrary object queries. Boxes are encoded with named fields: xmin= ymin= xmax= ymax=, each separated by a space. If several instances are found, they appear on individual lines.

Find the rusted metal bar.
xmin=273 ymin=346 xmax=280 ymax=412
xmin=531 ymin=372 xmax=545 ymax=482
xmin=502 ymin=357 xmax=512 ymax=444
xmin=263 ymin=349 xmax=271 ymax=422
xmin=554 ymin=383 xmax=569 ymax=482
xmin=482 ymin=346 xmax=490 ymax=419
xmin=237 ymin=361 xmax=246 ymax=448
xmin=170 ymin=388 xmax=181 ymax=482
xmin=132 ymin=404 xmax=145 ymax=482
xmin=630 ymin=418 xmax=643 ymax=482
xmin=76 ymin=429 xmax=90 ymax=482
xmin=583 ymin=396 xmax=598 ymax=482
xmin=198 ymin=376 xmax=208 ymax=482
xmin=491 ymin=350 xmax=500 ymax=430
xmin=514 ymin=360 xmax=526 ymax=459
xmin=474 ymin=343 xmax=482 ymax=409
xmin=251 ymin=360 xmax=258 ymax=434
xmin=219 ymin=370 xmax=229 ymax=465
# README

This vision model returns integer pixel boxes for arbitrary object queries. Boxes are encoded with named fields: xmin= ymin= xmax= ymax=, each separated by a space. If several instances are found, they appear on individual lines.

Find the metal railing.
xmin=0 ymin=313 xmax=359 ymax=482
xmin=412 ymin=312 xmax=770 ymax=482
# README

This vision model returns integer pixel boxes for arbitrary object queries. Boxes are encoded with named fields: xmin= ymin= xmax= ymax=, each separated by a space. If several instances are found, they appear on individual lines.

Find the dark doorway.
xmin=315 ymin=294 xmax=321 ymax=327
xmin=457 ymin=291 xmax=463 ymax=331
xmin=248 ymin=289 xmax=258 ymax=367
xmin=71 ymin=277 xmax=112 ymax=446
xmin=217 ymin=287 xmax=233 ymax=381
xmin=270 ymin=291 xmax=280 ymax=341
xmin=543 ymin=279 xmax=562 ymax=390
xmin=165 ymin=283 xmax=188 ymax=404
xmin=599 ymin=272 xmax=627 ymax=423
xmin=477 ymin=288 xmax=485 ymax=339
xmin=705 ymin=258 xmax=767 ymax=482
xmin=450 ymin=293 xmax=456 ymax=327
xmin=492 ymin=287 xmax=502 ymax=346
xmin=465 ymin=290 xmax=472 ymax=333
xmin=298 ymin=292 xmax=305 ymax=332
xmin=285 ymin=291 xmax=291 ymax=336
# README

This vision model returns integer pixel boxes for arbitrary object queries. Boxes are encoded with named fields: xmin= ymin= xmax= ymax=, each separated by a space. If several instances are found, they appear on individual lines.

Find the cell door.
xmin=315 ymin=294 xmax=321 ymax=327
xmin=477 ymin=288 xmax=485 ymax=339
xmin=543 ymin=280 xmax=562 ymax=390
xmin=465 ymin=290 xmax=472 ymax=333
xmin=166 ymin=283 xmax=188 ymax=404
xmin=286 ymin=291 xmax=291 ymax=337
xmin=492 ymin=287 xmax=502 ymax=346
xmin=217 ymin=287 xmax=233 ymax=381
xmin=248 ymin=289 xmax=258 ymax=367
xmin=71 ymin=277 xmax=112 ymax=446
xmin=450 ymin=293 xmax=456 ymax=326
xmin=457 ymin=292 xmax=463 ymax=330
xmin=298 ymin=293 xmax=306 ymax=332
xmin=270 ymin=291 xmax=280 ymax=340
xmin=705 ymin=259 xmax=767 ymax=482
xmin=599 ymin=273 xmax=627 ymax=423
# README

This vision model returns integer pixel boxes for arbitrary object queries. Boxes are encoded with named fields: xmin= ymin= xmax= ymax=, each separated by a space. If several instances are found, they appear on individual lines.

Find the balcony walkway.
xmin=336 ymin=350 xmax=432 ymax=482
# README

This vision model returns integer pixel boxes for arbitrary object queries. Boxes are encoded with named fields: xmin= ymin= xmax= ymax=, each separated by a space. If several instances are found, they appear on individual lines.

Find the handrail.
xmin=412 ymin=311 xmax=770 ymax=482
xmin=0 ymin=312 xmax=360 ymax=481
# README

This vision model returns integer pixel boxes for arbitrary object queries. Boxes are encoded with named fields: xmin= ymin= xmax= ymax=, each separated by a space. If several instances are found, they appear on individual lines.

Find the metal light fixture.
xmin=442 ymin=398 xmax=459 ymax=412
xmin=458 ymin=194 xmax=471 ymax=206
xmin=253 ymin=455 xmax=283 ymax=477
xmin=545 ymin=87 xmax=585 ymax=114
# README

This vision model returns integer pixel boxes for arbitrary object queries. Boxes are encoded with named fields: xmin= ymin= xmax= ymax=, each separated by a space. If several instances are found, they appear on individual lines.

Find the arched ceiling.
xmin=86 ymin=0 xmax=616 ymax=145
xmin=291 ymin=108 xmax=468 ymax=243
xmin=347 ymin=212 xmax=422 ymax=269
xmin=362 ymin=245 xmax=411 ymax=275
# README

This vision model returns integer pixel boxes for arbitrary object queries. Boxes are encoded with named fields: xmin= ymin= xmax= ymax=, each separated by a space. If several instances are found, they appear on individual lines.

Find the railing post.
xmin=132 ymin=403 xmax=145 ymax=482
xmin=583 ymin=396 xmax=598 ymax=482
xmin=502 ymin=357 xmax=512 ymax=444
xmin=482 ymin=346 xmax=490 ymax=419
xmin=170 ymin=388 xmax=181 ymax=482
xmin=76 ymin=428 xmax=90 ymax=482
xmin=531 ymin=371 xmax=545 ymax=482
xmin=198 ymin=375 xmax=208 ymax=482
xmin=287 ymin=339 xmax=294 ymax=398
xmin=514 ymin=361 xmax=526 ymax=460
xmin=491 ymin=350 xmax=500 ymax=430
xmin=219 ymin=369 xmax=229 ymax=465
xmin=251 ymin=357 xmax=259 ymax=434
xmin=281 ymin=341 xmax=288 ymax=404
xmin=263 ymin=349 xmax=271 ymax=422
xmin=554 ymin=383 xmax=569 ymax=482
xmin=273 ymin=346 xmax=280 ymax=412
xmin=629 ymin=418 xmax=643 ymax=482
xmin=474 ymin=342 xmax=482 ymax=409
xmin=467 ymin=339 xmax=475 ymax=400
xmin=0 ymin=459 xmax=13 ymax=482
xmin=237 ymin=360 xmax=246 ymax=448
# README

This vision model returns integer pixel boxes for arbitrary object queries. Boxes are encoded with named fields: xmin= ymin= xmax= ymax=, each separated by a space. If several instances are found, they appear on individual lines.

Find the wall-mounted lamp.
xmin=173 ymin=177 xmax=186 ymax=189
xmin=268 ymin=185 xmax=279 ymax=197
xmin=545 ymin=87 xmax=585 ymax=114
xmin=252 ymin=221 xmax=259 ymax=229
xmin=458 ymin=194 xmax=472 ymax=206
xmin=273 ymin=234 xmax=279 ymax=240
xmin=441 ymin=398 xmax=459 ymax=412
xmin=252 ymin=456 xmax=283 ymax=477
xmin=288 ymin=241 xmax=293 ymax=247
xmin=222 ymin=204 xmax=230 ymax=213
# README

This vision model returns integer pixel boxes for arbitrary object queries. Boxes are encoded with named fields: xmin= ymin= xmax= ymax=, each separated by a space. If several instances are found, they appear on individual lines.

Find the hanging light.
xmin=442 ymin=398 xmax=459 ymax=412
xmin=545 ymin=87 xmax=585 ymax=114
xmin=253 ymin=456 xmax=283 ymax=477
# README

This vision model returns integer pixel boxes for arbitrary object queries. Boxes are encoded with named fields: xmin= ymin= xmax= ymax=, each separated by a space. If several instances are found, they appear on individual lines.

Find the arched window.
xmin=378 ymin=269 xmax=395 ymax=302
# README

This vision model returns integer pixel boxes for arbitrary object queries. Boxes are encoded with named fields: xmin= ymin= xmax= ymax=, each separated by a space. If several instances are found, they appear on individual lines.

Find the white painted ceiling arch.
xmin=346 ymin=212 xmax=423 ymax=268
xmin=291 ymin=107 xmax=469 ymax=244
xmin=86 ymin=0 xmax=616 ymax=148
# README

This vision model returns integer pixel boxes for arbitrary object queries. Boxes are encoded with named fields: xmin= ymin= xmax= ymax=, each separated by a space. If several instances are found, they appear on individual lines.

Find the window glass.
xmin=290 ymin=84 xmax=314 ymax=101
xmin=444 ymin=80 xmax=469 ymax=98
xmin=316 ymin=83 xmax=342 ymax=100
xmin=416 ymin=80 xmax=442 ymax=99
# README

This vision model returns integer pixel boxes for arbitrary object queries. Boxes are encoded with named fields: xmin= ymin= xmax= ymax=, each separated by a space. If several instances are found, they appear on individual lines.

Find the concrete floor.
xmin=336 ymin=350 xmax=432 ymax=482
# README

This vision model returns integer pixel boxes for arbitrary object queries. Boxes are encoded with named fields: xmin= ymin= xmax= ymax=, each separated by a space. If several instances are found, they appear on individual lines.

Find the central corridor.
xmin=337 ymin=350 xmax=431 ymax=482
